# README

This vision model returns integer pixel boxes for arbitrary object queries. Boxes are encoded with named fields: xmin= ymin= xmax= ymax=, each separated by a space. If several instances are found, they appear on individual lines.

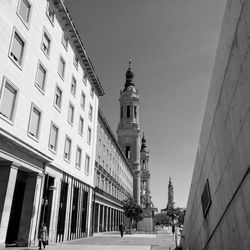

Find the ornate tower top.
xmin=141 ymin=132 xmax=147 ymax=152
xmin=124 ymin=59 xmax=135 ymax=91
xmin=167 ymin=177 xmax=174 ymax=210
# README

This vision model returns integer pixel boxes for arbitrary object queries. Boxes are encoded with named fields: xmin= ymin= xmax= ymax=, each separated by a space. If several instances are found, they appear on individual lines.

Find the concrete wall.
xmin=182 ymin=0 xmax=250 ymax=249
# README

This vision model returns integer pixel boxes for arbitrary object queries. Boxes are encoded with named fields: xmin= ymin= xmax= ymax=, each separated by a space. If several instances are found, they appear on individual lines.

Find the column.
xmin=97 ymin=204 xmax=100 ymax=233
xmin=17 ymin=173 xmax=40 ymax=245
xmin=0 ymin=163 xmax=18 ymax=245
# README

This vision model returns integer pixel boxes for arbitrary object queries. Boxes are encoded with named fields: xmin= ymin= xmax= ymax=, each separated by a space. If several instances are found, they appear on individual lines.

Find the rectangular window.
xmin=9 ymin=30 xmax=25 ymax=67
xmin=46 ymin=0 xmax=55 ymax=24
xmin=48 ymin=122 xmax=58 ymax=151
xmin=89 ymin=104 xmax=93 ymax=121
xmin=41 ymin=29 xmax=51 ymax=57
xmin=35 ymin=61 xmax=46 ymax=91
xmin=75 ymin=146 xmax=82 ymax=169
xmin=70 ymin=76 xmax=77 ymax=96
xmin=78 ymin=116 xmax=84 ymax=136
xmin=54 ymin=85 xmax=62 ymax=110
xmin=96 ymin=175 xmax=100 ymax=187
xmin=28 ymin=104 xmax=41 ymax=139
xmin=83 ymin=70 xmax=87 ymax=84
xmin=18 ymin=0 xmax=31 ymax=25
xmin=73 ymin=55 xmax=79 ymax=70
xmin=58 ymin=56 xmax=65 ymax=79
xmin=120 ymin=106 xmax=123 ymax=119
xmin=90 ymin=87 xmax=94 ymax=98
xmin=0 ymin=77 xmax=18 ymax=122
xmin=67 ymin=102 xmax=74 ymax=125
xmin=64 ymin=136 xmax=71 ymax=161
xmin=87 ymin=127 xmax=91 ymax=144
xmin=61 ymin=32 xmax=68 ymax=50
xmin=201 ymin=179 xmax=212 ymax=217
xmin=85 ymin=154 xmax=90 ymax=174
xmin=80 ymin=91 xmax=85 ymax=110
xmin=127 ymin=105 xmax=130 ymax=118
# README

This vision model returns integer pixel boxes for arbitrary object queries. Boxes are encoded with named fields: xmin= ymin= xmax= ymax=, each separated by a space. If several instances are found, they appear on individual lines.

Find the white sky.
xmin=66 ymin=0 xmax=227 ymax=209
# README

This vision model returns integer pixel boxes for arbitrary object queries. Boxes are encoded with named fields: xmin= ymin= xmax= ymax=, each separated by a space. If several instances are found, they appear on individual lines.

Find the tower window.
xmin=134 ymin=106 xmax=137 ymax=118
xmin=125 ymin=146 xmax=131 ymax=159
xmin=127 ymin=105 xmax=130 ymax=118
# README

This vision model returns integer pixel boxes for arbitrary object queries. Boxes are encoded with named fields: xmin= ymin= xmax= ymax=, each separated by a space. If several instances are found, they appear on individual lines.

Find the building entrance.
xmin=5 ymin=172 xmax=26 ymax=245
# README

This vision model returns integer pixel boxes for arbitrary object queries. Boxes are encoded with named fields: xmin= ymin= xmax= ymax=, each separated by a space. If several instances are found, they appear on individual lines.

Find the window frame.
xmin=27 ymin=103 xmax=42 ymax=141
xmin=87 ymin=126 xmax=91 ymax=145
xmin=48 ymin=121 xmax=59 ymax=153
xmin=46 ymin=0 xmax=55 ymax=25
xmin=73 ymin=54 xmax=79 ymax=70
xmin=64 ymin=135 xmax=72 ymax=162
xmin=0 ymin=76 xmax=19 ymax=124
xmin=70 ymin=75 xmax=77 ymax=97
xmin=88 ymin=104 xmax=93 ymax=121
xmin=8 ymin=27 xmax=26 ymax=69
xmin=41 ymin=27 xmax=51 ymax=58
xmin=83 ymin=70 xmax=87 ymax=85
xmin=80 ymin=91 xmax=85 ymax=110
xmin=84 ymin=154 xmax=90 ymax=175
xmin=35 ymin=60 xmax=47 ymax=93
xmin=67 ymin=102 xmax=74 ymax=126
xmin=61 ymin=31 xmax=68 ymax=51
xmin=78 ymin=115 xmax=84 ymax=136
xmin=75 ymin=146 xmax=82 ymax=169
xmin=53 ymin=84 xmax=63 ymax=112
xmin=58 ymin=55 xmax=66 ymax=80
xmin=17 ymin=0 xmax=32 ymax=29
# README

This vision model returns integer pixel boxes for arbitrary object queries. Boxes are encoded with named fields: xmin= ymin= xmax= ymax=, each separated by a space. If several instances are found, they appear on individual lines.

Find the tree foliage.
xmin=123 ymin=198 xmax=143 ymax=232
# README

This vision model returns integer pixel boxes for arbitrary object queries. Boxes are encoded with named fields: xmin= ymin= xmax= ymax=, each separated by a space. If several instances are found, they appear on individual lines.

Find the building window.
xmin=9 ymin=29 xmax=25 ymax=67
xmin=201 ymin=179 xmax=212 ymax=217
xmin=46 ymin=0 xmax=55 ymax=24
xmin=64 ymin=136 xmax=71 ymax=161
xmin=87 ymin=127 xmax=91 ymax=144
xmin=75 ymin=146 xmax=82 ymax=169
xmin=28 ymin=104 xmax=41 ymax=139
xmin=85 ymin=154 xmax=90 ymax=174
xmin=78 ymin=116 xmax=84 ymax=136
xmin=35 ymin=61 xmax=47 ymax=92
xmin=67 ymin=102 xmax=74 ymax=125
xmin=127 ymin=105 xmax=130 ymax=118
xmin=41 ymin=29 xmax=51 ymax=57
xmin=54 ymin=85 xmax=62 ymax=111
xmin=58 ymin=56 xmax=65 ymax=79
xmin=70 ymin=76 xmax=77 ymax=96
xmin=96 ymin=175 xmax=100 ymax=187
xmin=126 ymin=146 xmax=131 ymax=159
xmin=80 ymin=91 xmax=85 ymax=110
xmin=48 ymin=122 xmax=58 ymax=152
xmin=90 ymin=87 xmax=94 ymax=98
xmin=61 ymin=32 xmax=68 ymax=50
xmin=0 ymin=77 xmax=18 ymax=122
xmin=83 ymin=70 xmax=87 ymax=85
xmin=88 ymin=104 xmax=93 ymax=121
xmin=73 ymin=55 xmax=79 ymax=70
xmin=17 ymin=0 xmax=31 ymax=26
xmin=134 ymin=106 xmax=137 ymax=119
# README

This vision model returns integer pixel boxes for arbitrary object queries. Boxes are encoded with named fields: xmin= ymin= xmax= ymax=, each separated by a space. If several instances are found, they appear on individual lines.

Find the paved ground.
xmin=1 ymin=228 xmax=177 ymax=250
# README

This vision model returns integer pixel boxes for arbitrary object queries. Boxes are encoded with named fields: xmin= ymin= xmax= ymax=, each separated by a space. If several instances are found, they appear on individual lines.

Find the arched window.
xmin=120 ymin=106 xmax=123 ymax=118
xmin=126 ymin=146 xmax=131 ymax=159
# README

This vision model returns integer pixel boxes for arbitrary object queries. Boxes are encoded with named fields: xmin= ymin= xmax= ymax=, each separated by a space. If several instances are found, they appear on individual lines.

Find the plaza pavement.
xmin=1 ymin=228 xmax=177 ymax=250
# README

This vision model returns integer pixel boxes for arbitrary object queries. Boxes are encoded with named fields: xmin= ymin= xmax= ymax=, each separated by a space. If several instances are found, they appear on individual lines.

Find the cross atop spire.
xmin=129 ymin=58 xmax=132 ymax=69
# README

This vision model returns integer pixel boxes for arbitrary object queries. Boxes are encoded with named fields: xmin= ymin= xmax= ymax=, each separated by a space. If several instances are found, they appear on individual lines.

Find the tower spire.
xmin=124 ymin=59 xmax=135 ymax=91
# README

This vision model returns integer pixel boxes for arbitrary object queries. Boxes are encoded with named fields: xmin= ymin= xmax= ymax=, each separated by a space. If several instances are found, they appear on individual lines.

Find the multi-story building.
xmin=0 ymin=0 xmax=104 ymax=247
xmin=93 ymin=109 xmax=134 ymax=233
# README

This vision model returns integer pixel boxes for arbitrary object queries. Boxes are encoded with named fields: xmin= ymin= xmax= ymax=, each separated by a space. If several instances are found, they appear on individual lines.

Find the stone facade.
xmin=0 ymin=0 xmax=104 ymax=247
xmin=93 ymin=109 xmax=134 ymax=233
xmin=182 ymin=0 xmax=250 ymax=249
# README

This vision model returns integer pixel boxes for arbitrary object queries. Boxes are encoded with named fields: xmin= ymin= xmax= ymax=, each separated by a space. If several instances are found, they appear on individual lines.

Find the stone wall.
xmin=182 ymin=0 xmax=250 ymax=249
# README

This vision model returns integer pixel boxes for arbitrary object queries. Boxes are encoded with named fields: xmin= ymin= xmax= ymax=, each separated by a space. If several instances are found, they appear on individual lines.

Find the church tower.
xmin=166 ymin=177 xmax=174 ymax=210
xmin=117 ymin=60 xmax=141 ymax=204
xmin=140 ymin=133 xmax=152 ymax=208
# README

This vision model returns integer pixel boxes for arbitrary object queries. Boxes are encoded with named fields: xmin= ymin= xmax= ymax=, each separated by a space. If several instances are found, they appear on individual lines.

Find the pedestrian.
xmin=38 ymin=223 xmax=48 ymax=249
xmin=119 ymin=223 xmax=125 ymax=237
xmin=172 ymin=224 xmax=175 ymax=237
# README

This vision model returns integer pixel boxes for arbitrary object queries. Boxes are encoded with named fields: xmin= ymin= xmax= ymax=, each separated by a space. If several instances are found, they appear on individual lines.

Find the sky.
xmin=65 ymin=0 xmax=226 ymax=209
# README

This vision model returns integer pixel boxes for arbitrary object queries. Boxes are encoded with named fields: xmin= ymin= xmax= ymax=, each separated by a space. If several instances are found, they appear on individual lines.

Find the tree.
xmin=166 ymin=207 xmax=186 ymax=226
xmin=123 ymin=198 xmax=143 ymax=233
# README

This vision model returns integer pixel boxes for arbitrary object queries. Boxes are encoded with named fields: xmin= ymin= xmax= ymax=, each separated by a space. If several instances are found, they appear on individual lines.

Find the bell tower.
xmin=117 ymin=60 xmax=141 ymax=204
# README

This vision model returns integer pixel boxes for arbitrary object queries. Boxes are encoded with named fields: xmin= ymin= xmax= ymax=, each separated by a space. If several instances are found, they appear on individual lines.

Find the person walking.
xmin=119 ymin=223 xmax=125 ymax=237
xmin=38 ymin=223 xmax=48 ymax=249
